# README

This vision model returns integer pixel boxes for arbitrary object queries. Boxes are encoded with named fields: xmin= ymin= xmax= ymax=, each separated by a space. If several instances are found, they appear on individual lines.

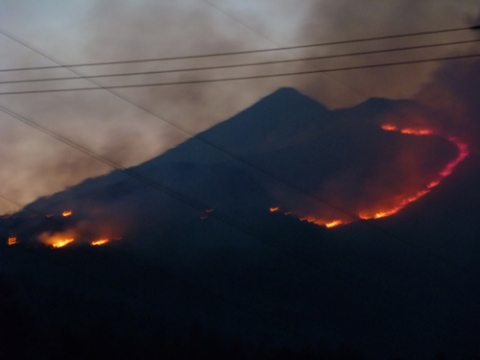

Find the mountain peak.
xmin=152 ymin=87 xmax=330 ymax=164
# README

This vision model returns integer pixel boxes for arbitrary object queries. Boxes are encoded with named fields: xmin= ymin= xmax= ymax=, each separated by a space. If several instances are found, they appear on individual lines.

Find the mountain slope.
xmin=1 ymin=87 xmax=478 ymax=359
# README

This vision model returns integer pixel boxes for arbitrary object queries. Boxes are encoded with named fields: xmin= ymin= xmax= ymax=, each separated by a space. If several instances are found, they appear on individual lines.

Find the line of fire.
xmin=269 ymin=123 xmax=469 ymax=228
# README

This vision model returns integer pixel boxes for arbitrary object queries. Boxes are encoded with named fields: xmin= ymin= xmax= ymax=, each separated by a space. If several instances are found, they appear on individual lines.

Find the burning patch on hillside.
xmin=39 ymin=230 xmax=77 ymax=248
xmin=274 ymin=109 xmax=469 ymax=228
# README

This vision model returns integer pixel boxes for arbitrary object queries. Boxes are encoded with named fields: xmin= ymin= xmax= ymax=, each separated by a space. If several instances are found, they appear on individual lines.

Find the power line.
xmin=0 ymin=52 xmax=479 ymax=96
xmin=1 ymin=38 xmax=478 ymax=86
xmin=0 ymin=25 xmax=478 ymax=73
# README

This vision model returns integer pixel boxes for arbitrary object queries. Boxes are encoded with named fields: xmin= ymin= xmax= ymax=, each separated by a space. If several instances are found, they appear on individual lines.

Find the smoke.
xmin=0 ymin=0 xmax=477 ymax=215
xmin=295 ymin=0 xmax=480 ymax=101
xmin=414 ymin=59 xmax=480 ymax=153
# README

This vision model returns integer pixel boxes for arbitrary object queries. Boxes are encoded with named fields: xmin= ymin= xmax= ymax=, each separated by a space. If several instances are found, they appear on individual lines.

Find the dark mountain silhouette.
xmin=1 ymin=88 xmax=479 ymax=359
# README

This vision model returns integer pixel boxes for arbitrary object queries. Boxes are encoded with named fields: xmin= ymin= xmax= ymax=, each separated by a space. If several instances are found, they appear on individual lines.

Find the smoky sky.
xmin=0 ymin=0 xmax=478 ymax=213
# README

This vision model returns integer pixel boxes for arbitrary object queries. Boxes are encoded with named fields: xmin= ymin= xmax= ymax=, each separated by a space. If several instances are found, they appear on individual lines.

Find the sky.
xmin=0 ymin=0 xmax=478 ymax=213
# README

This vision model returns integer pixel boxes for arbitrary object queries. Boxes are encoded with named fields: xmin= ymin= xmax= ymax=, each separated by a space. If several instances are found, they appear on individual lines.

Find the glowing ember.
xmin=206 ymin=209 xmax=214 ymax=213
xmin=51 ymin=238 xmax=74 ymax=248
xmin=7 ymin=237 xmax=17 ymax=245
xmin=46 ymin=214 xmax=54 ymax=218
xmin=91 ymin=239 xmax=109 ymax=246
xmin=62 ymin=211 xmax=72 ymax=217
xmin=269 ymin=207 xmax=279 ymax=212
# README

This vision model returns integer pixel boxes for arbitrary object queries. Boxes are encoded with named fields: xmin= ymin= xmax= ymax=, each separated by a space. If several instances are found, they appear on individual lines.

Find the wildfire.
xmin=272 ymin=208 xmax=343 ymax=228
xmin=381 ymin=124 xmax=397 ymax=131
xmin=439 ymin=138 xmax=469 ymax=176
xmin=7 ymin=237 xmax=17 ymax=245
xmin=359 ymin=124 xmax=469 ymax=220
xmin=324 ymin=220 xmax=343 ymax=228
xmin=91 ymin=239 xmax=109 ymax=246
xmin=62 ymin=211 xmax=72 ymax=217
xmin=276 ymin=122 xmax=469 ymax=228
xmin=51 ymin=238 xmax=74 ymax=248
xmin=381 ymin=124 xmax=433 ymax=135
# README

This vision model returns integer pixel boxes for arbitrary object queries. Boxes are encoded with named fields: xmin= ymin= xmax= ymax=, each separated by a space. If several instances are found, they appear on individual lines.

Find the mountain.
xmin=1 ymin=88 xmax=479 ymax=359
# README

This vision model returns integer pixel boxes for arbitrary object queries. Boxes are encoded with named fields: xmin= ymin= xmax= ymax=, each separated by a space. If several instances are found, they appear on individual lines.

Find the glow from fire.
xmin=39 ymin=230 xmax=76 ymax=248
xmin=269 ymin=207 xmax=344 ymax=228
xmin=359 ymin=124 xmax=469 ymax=220
xmin=51 ymin=238 xmax=74 ymax=248
xmin=273 ymin=123 xmax=469 ymax=228
xmin=324 ymin=220 xmax=343 ymax=228
xmin=62 ymin=211 xmax=72 ymax=217
xmin=91 ymin=239 xmax=109 ymax=246
xmin=7 ymin=237 xmax=17 ymax=245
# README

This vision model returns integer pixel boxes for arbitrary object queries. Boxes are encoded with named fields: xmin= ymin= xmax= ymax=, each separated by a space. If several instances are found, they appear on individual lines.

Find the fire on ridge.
xmin=272 ymin=123 xmax=469 ymax=228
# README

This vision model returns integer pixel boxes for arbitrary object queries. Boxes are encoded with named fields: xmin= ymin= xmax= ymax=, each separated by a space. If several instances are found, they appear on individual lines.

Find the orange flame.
xmin=51 ymin=238 xmax=74 ymax=248
xmin=62 ymin=211 xmax=72 ymax=217
xmin=271 ymin=208 xmax=344 ymax=228
xmin=381 ymin=124 xmax=397 ymax=131
xmin=359 ymin=125 xmax=469 ymax=220
xmin=7 ymin=237 xmax=17 ymax=245
xmin=91 ymin=239 xmax=109 ymax=246
xmin=277 ymin=123 xmax=469 ymax=228
xmin=324 ymin=220 xmax=343 ymax=228
xmin=381 ymin=124 xmax=433 ymax=135
xmin=39 ymin=230 xmax=76 ymax=248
